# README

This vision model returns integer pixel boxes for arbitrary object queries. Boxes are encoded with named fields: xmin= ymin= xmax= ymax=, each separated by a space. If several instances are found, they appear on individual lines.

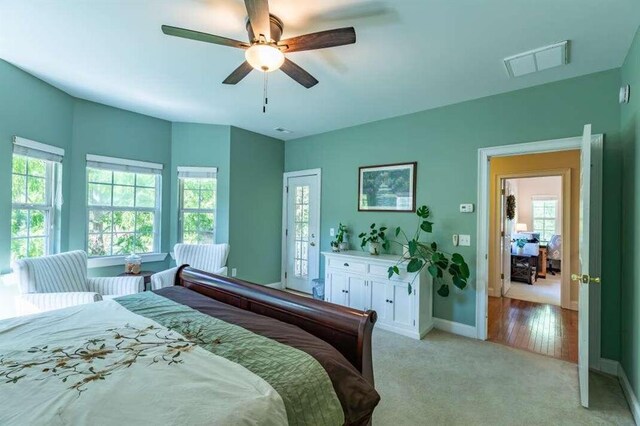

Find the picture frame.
xmin=358 ymin=162 xmax=417 ymax=212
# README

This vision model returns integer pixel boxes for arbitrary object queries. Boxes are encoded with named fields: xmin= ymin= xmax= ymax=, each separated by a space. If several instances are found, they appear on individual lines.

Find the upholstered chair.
xmin=150 ymin=243 xmax=230 ymax=290
xmin=13 ymin=250 xmax=144 ymax=315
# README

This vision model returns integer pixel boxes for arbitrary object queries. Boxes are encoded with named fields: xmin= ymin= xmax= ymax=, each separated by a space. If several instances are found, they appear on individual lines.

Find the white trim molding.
xmin=87 ymin=252 xmax=167 ymax=268
xmin=13 ymin=136 xmax=65 ymax=156
xmin=595 ymin=359 xmax=640 ymax=424
xmin=264 ymin=282 xmax=283 ymax=289
xmin=433 ymin=318 xmax=477 ymax=339
xmin=86 ymin=154 xmax=163 ymax=172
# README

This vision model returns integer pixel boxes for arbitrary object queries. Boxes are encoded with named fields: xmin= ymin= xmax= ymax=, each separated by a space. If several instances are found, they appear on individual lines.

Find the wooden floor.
xmin=487 ymin=296 xmax=578 ymax=363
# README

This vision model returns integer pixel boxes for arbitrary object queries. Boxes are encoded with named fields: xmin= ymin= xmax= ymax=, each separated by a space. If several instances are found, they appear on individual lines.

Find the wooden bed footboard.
xmin=175 ymin=266 xmax=377 ymax=385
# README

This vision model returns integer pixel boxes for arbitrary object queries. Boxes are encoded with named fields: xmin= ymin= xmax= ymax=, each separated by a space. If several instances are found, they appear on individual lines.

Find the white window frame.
xmin=531 ymin=196 xmax=559 ymax=243
xmin=10 ymin=137 xmax=64 ymax=262
xmin=177 ymin=166 xmax=217 ymax=244
xmin=85 ymin=154 xmax=163 ymax=260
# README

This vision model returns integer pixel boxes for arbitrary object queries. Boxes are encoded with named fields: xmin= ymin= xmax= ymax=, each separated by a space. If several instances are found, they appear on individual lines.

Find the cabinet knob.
xmin=343 ymin=263 xmax=349 ymax=267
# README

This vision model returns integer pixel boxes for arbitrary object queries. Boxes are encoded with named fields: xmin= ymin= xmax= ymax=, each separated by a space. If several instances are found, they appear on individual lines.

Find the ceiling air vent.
xmin=504 ymin=41 xmax=569 ymax=78
xmin=275 ymin=127 xmax=293 ymax=134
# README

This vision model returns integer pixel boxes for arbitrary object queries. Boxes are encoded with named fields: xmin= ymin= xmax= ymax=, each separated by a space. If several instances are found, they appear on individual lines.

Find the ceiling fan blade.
xmin=162 ymin=25 xmax=249 ymax=49
xmin=244 ymin=0 xmax=271 ymax=41
xmin=280 ymin=59 xmax=319 ymax=89
xmin=279 ymin=27 xmax=356 ymax=53
xmin=222 ymin=61 xmax=254 ymax=85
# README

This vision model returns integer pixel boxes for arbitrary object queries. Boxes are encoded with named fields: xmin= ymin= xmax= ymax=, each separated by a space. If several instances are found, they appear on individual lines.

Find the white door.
xmin=575 ymin=124 xmax=601 ymax=408
xmin=327 ymin=272 xmax=346 ymax=305
xmin=370 ymin=280 xmax=390 ymax=322
xmin=390 ymin=282 xmax=414 ymax=329
xmin=284 ymin=172 xmax=320 ymax=293
xmin=346 ymin=275 xmax=369 ymax=311
xmin=501 ymin=179 xmax=514 ymax=295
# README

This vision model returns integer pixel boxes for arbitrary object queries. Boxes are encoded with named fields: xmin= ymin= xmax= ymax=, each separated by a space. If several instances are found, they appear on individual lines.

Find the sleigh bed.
xmin=0 ymin=266 xmax=379 ymax=425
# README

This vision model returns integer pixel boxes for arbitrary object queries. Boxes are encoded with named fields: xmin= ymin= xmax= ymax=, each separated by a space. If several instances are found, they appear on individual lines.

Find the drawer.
xmin=327 ymin=258 xmax=366 ymax=274
xmin=369 ymin=263 xmax=410 ymax=281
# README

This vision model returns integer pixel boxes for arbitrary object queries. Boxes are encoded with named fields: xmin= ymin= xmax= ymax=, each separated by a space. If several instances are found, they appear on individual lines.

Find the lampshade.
xmin=245 ymin=44 xmax=285 ymax=72
xmin=515 ymin=223 xmax=528 ymax=232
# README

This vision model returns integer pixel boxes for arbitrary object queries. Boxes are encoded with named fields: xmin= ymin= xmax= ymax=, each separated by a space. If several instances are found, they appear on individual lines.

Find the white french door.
xmin=575 ymin=124 xmax=602 ymax=408
xmin=283 ymin=171 xmax=320 ymax=293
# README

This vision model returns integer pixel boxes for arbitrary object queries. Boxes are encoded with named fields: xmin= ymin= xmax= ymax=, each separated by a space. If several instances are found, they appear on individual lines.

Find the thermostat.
xmin=460 ymin=203 xmax=474 ymax=213
xmin=620 ymin=85 xmax=630 ymax=104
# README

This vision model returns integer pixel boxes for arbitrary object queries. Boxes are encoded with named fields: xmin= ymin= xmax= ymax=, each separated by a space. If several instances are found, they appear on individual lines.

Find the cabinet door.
xmin=346 ymin=275 xmax=369 ymax=311
xmin=370 ymin=279 xmax=391 ymax=323
xmin=390 ymin=282 xmax=415 ymax=329
xmin=327 ymin=271 xmax=347 ymax=305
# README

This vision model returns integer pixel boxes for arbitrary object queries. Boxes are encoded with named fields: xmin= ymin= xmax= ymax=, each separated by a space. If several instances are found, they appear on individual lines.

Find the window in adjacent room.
xmin=178 ymin=167 xmax=217 ymax=244
xmin=532 ymin=197 xmax=558 ymax=243
xmin=86 ymin=155 xmax=162 ymax=257
xmin=10 ymin=137 xmax=64 ymax=262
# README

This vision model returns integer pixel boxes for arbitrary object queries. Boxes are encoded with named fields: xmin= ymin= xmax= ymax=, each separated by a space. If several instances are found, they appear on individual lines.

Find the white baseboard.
xmin=618 ymin=362 xmax=640 ymax=425
xmin=264 ymin=282 xmax=283 ymax=289
xmin=598 ymin=357 xmax=620 ymax=376
xmin=433 ymin=317 xmax=477 ymax=339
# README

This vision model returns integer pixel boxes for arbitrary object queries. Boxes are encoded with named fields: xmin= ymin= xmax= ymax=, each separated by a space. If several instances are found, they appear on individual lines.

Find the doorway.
xmin=281 ymin=169 xmax=321 ymax=294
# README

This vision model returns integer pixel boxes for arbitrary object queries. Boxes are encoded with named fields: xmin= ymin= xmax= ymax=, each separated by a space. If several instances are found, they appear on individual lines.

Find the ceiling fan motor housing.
xmin=246 ymin=14 xmax=284 ymax=43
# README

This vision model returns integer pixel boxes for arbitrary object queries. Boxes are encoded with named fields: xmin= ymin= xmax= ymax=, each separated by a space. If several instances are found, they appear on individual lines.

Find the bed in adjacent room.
xmin=0 ymin=267 xmax=379 ymax=426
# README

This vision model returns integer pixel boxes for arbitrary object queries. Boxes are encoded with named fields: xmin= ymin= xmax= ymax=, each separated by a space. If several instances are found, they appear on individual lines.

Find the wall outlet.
xmin=459 ymin=234 xmax=471 ymax=246
xmin=452 ymin=234 xmax=459 ymax=246
xmin=460 ymin=203 xmax=474 ymax=213
xmin=231 ymin=268 xmax=237 ymax=277
xmin=330 ymin=228 xmax=335 ymax=237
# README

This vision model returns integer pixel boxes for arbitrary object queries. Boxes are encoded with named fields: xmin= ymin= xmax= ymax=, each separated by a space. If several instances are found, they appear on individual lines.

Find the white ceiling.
xmin=1 ymin=1 xmax=639 ymax=140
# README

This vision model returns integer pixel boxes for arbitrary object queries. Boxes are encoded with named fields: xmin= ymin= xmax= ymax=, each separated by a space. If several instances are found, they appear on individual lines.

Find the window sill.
xmin=87 ymin=253 xmax=168 ymax=269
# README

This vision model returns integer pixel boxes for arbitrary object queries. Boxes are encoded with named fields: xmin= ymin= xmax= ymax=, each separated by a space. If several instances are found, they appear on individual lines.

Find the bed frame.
xmin=175 ymin=266 xmax=377 ymax=385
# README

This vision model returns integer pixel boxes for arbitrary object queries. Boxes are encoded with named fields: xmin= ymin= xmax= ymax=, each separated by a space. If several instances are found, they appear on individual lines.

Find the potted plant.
xmin=330 ymin=241 xmax=340 ymax=252
xmin=514 ymin=238 xmax=527 ymax=255
xmin=337 ymin=223 xmax=349 ymax=251
xmin=387 ymin=205 xmax=470 ymax=296
xmin=359 ymin=223 xmax=389 ymax=255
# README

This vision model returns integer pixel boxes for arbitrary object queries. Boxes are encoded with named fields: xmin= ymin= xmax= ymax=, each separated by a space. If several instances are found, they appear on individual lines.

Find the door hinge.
xmin=285 ymin=229 xmax=288 ymax=236
xmin=501 ymin=189 xmax=505 ymax=195
xmin=500 ymin=273 xmax=504 ymax=280
xmin=286 ymin=185 xmax=289 ymax=193
xmin=413 ymin=319 xmax=415 ymax=326
xmin=284 ymin=272 xmax=287 ymax=279
xmin=500 ymin=231 xmax=505 ymax=237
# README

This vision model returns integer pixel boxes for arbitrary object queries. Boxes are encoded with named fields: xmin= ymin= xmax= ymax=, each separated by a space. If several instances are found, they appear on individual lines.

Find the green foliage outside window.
xmin=180 ymin=177 xmax=216 ymax=244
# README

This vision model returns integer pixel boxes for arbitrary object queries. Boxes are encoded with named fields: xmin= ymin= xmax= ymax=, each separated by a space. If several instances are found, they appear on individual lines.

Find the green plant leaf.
xmin=449 ymin=263 xmax=461 ymax=276
xmin=460 ymin=262 xmax=470 ymax=279
xmin=420 ymin=221 xmax=433 ymax=233
xmin=382 ymin=240 xmax=390 ymax=251
xmin=408 ymin=240 xmax=418 ymax=256
xmin=427 ymin=264 xmax=438 ymax=278
xmin=395 ymin=227 xmax=401 ymax=237
xmin=370 ymin=223 xmax=375 ymax=229
xmin=437 ymin=284 xmax=449 ymax=297
xmin=407 ymin=258 xmax=423 ymax=273
xmin=453 ymin=276 xmax=467 ymax=290
xmin=431 ymin=242 xmax=437 ymax=251
xmin=452 ymin=253 xmax=464 ymax=264
xmin=380 ymin=226 xmax=387 ymax=232
xmin=358 ymin=232 xmax=366 ymax=238
xmin=417 ymin=205 xmax=430 ymax=219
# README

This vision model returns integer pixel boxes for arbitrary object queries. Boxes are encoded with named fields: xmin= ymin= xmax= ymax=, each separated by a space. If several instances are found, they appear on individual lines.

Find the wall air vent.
xmin=504 ymin=41 xmax=569 ymax=78
xmin=275 ymin=127 xmax=293 ymax=134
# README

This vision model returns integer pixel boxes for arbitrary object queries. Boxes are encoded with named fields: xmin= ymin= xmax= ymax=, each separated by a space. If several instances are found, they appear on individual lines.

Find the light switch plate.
xmin=459 ymin=234 xmax=471 ymax=246
xmin=460 ymin=203 xmax=474 ymax=213
xmin=330 ymin=228 xmax=335 ymax=237
xmin=231 ymin=268 xmax=237 ymax=277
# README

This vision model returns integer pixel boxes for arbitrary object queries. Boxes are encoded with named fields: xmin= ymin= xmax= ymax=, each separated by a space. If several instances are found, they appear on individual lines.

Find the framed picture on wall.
xmin=358 ymin=162 xmax=417 ymax=212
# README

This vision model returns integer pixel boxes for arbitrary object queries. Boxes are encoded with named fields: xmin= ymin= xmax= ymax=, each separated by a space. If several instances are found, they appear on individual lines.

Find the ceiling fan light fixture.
xmin=245 ymin=44 xmax=285 ymax=72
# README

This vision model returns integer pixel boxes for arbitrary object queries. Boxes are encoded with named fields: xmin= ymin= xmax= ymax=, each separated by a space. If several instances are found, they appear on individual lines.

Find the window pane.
xmin=88 ymin=233 xmax=112 ymax=257
xmin=114 ymin=171 xmax=135 ymax=185
xmin=183 ymin=179 xmax=200 ymax=191
xmin=544 ymin=205 xmax=556 ymax=218
xmin=28 ymin=237 xmax=46 ymax=258
xmin=27 ymin=176 xmax=46 ymax=204
xmin=533 ymin=205 xmax=544 ymax=218
xmin=28 ymin=159 xmax=46 ymax=177
xmin=12 ymin=156 xmax=26 ymax=174
xmin=10 ymin=239 xmax=27 ymax=262
xmin=533 ymin=219 xmax=545 ymax=231
xmin=136 ymin=174 xmax=156 ymax=188
xmin=11 ymin=209 xmax=28 ymax=237
xmin=200 ymin=190 xmax=215 ymax=209
xmin=113 ymin=185 xmax=135 ymax=207
xmin=113 ymin=233 xmax=143 ymax=255
xmin=89 ymin=210 xmax=112 ymax=233
xmin=29 ymin=210 xmax=47 ymax=236
xmin=183 ymin=212 xmax=199 ymax=232
xmin=12 ymin=175 xmax=26 ymax=203
xmin=183 ymin=189 xmax=199 ymax=209
xmin=135 ymin=188 xmax=155 ymax=208
xmin=183 ymin=232 xmax=199 ymax=244
xmin=136 ymin=212 xmax=154 ymax=234
xmin=197 ymin=231 xmax=214 ymax=244
xmin=113 ymin=211 xmax=135 ymax=232
xmin=88 ymin=168 xmax=112 ymax=184
xmin=200 ymin=180 xmax=215 ymax=191
xmin=88 ymin=183 xmax=112 ymax=206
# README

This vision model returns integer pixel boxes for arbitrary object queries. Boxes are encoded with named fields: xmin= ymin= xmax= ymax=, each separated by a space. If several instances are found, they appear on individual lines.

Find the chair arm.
xmin=17 ymin=292 xmax=102 ymax=315
xmin=87 ymin=276 xmax=144 ymax=296
xmin=215 ymin=266 xmax=228 ymax=276
xmin=150 ymin=267 xmax=179 ymax=290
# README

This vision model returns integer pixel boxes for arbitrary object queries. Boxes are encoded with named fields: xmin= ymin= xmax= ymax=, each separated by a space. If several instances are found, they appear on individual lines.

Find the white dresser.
xmin=322 ymin=251 xmax=433 ymax=339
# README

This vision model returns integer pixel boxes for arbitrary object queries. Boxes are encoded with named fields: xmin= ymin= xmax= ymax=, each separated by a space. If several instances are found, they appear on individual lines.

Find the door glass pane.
xmin=293 ymin=185 xmax=310 ymax=278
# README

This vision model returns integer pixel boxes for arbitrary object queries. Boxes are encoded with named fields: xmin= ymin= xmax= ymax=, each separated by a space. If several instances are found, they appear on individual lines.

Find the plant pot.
xmin=331 ymin=245 xmax=340 ymax=252
xmin=339 ymin=242 xmax=349 ymax=251
xmin=369 ymin=242 xmax=381 ymax=255
xmin=517 ymin=246 xmax=524 ymax=255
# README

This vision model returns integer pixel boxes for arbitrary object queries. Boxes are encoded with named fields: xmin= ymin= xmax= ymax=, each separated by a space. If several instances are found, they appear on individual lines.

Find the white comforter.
xmin=0 ymin=300 xmax=288 ymax=425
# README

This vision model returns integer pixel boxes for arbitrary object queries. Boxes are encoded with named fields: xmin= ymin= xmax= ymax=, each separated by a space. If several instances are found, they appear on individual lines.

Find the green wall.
xmin=285 ymin=69 xmax=623 ymax=359
xmin=170 ymin=123 xmax=231 ymax=247
xmin=0 ymin=60 xmax=74 ymax=273
xmin=620 ymin=25 xmax=640 ymax=404
xmin=228 ymin=126 xmax=284 ymax=284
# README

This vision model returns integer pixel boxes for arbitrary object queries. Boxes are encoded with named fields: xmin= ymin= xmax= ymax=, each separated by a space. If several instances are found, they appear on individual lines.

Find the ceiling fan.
xmin=161 ymin=0 xmax=357 ymax=89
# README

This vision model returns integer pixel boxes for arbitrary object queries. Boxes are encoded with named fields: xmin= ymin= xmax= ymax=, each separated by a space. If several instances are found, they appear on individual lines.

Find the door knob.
xmin=571 ymin=274 xmax=601 ymax=284
xmin=310 ymin=242 xmax=316 ymax=247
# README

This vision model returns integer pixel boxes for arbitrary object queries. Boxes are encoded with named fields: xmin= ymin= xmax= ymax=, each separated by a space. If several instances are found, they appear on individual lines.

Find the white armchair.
xmin=13 ymin=250 xmax=144 ymax=315
xmin=151 ymin=243 xmax=230 ymax=291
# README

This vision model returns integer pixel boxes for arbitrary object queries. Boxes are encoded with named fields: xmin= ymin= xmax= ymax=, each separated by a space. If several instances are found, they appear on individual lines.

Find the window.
xmin=10 ymin=137 xmax=63 ymax=262
xmin=532 ymin=198 xmax=558 ymax=243
xmin=178 ymin=167 xmax=217 ymax=244
xmin=86 ymin=155 xmax=162 ymax=257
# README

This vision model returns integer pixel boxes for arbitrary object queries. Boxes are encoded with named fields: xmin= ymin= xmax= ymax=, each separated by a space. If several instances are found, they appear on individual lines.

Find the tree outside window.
xmin=532 ymin=198 xmax=558 ymax=243
xmin=179 ymin=176 xmax=216 ymax=244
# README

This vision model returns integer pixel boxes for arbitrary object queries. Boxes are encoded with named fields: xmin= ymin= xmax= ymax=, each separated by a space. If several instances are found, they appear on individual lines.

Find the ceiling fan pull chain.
xmin=263 ymin=72 xmax=269 ymax=113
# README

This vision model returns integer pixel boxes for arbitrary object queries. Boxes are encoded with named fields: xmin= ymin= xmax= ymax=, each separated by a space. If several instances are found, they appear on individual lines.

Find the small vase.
xmin=369 ymin=242 xmax=381 ymax=255
xmin=517 ymin=246 xmax=524 ymax=255
xmin=331 ymin=245 xmax=340 ymax=252
xmin=339 ymin=242 xmax=349 ymax=251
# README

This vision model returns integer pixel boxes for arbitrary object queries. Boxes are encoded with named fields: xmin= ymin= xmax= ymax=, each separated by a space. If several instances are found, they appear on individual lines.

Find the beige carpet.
xmin=505 ymin=275 xmax=562 ymax=306
xmin=372 ymin=329 xmax=634 ymax=425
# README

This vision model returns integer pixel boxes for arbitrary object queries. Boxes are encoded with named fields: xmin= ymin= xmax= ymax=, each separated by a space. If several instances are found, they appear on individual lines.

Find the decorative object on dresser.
xmin=358 ymin=162 xmax=417 ymax=212
xmin=336 ymin=223 xmax=349 ymax=251
xmin=387 ymin=205 xmax=470 ymax=297
xmin=358 ymin=223 xmax=390 ymax=255
xmin=323 ymin=251 xmax=432 ymax=339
